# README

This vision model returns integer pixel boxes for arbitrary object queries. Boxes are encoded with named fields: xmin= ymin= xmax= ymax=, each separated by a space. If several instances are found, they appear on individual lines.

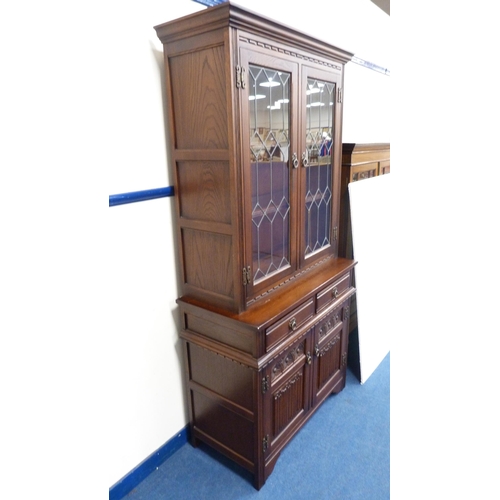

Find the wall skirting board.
xmin=109 ymin=426 xmax=189 ymax=500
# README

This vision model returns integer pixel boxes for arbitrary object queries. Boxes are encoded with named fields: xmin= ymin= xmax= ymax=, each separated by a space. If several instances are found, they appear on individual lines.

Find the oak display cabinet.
xmin=155 ymin=2 xmax=356 ymax=489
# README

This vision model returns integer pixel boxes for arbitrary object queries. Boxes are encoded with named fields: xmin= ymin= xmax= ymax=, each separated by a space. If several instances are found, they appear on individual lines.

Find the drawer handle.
xmin=332 ymin=287 xmax=339 ymax=299
xmin=289 ymin=317 xmax=297 ymax=331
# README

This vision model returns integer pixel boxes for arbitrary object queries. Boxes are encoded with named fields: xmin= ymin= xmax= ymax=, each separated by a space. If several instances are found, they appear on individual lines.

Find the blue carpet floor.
xmin=123 ymin=352 xmax=390 ymax=500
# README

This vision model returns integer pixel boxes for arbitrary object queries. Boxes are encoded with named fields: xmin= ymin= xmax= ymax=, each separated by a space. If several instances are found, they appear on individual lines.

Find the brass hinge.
xmin=337 ymin=87 xmax=343 ymax=103
xmin=242 ymin=265 xmax=252 ymax=286
xmin=343 ymin=306 xmax=350 ymax=322
xmin=263 ymin=435 xmax=269 ymax=453
xmin=262 ymin=376 xmax=269 ymax=394
xmin=342 ymin=352 xmax=347 ymax=368
xmin=236 ymin=65 xmax=246 ymax=89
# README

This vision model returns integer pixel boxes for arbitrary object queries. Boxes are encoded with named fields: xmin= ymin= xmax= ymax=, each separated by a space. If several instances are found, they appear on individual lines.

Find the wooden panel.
xmin=182 ymin=228 xmax=234 ymax=299
xmin=341 ymin=143 xmax=390 ymax=167
xmin=178 ymin=160 xmax=231 ymax=224
xmin=315 ymin=323 xmax=342 ymax=391
xmin=267 ymin=336 xmax=309 ymax=443
xmin=315 ymin=303 xmax=344 ymax=340
xmin=189 ymin=343 xmax=254 ymax=410
xmin=184 ymin=311 xmax=256 ymax=356
xmin=191 ymin=390 xmax=254 ymax=463
xmin=169 ymin=45 xmax=228 ymax=150
xmin=272 ymin=370 xmax=305 ymax=437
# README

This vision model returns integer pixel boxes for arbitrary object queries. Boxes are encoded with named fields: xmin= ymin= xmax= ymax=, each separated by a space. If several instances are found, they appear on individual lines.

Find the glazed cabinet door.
xmin=239 ymin=48 xmax=300 ymax=302
xmin=261 ymin=330 xmax=312 ymax=461
xmin=299 ymin=66 xmax=342 ymax=269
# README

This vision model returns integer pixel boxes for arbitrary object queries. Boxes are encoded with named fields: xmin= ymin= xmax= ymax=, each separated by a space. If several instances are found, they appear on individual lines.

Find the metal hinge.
xmin=262 ymin=376 xmax=269 ymax=394
xmin=263 ymin=435 xmax=269 ymax=453
xmin=342 ymin=352 xmax=347 ymax=368
xmin=343 ymin=306 xmax=350 ymax=322
xmin=333 ymin=226 xmax=338 ymax=241
xmin=242 ymin=265 xmax=252 ymax=286
xmin=337 ymin=87 xmax=343 ymax=103
xmin=236 ymin=65 xmax=246 ymax=89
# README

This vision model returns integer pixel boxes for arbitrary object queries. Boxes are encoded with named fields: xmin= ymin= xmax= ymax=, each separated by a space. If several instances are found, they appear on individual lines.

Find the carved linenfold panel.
xmin=273 ymin=371 xmax=304 ymax=436
xmin=317 ymin=335 xmax=341 ymax=389
xmin=271 ymin=341 xmax=305 ymax=381
xmin=317 ymin=334 xmax=340 ymax=357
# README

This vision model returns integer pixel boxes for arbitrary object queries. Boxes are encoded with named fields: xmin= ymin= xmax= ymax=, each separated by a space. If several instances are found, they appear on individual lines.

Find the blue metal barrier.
xmin=109 ymin=186 xmax=174 ymax=207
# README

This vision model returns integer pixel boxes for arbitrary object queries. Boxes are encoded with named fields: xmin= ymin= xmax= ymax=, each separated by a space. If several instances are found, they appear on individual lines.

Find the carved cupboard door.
xmin=311 ymin=301 xmax=350 ymax=407
xmin=261 ymin=331 xmax=312 ymax=461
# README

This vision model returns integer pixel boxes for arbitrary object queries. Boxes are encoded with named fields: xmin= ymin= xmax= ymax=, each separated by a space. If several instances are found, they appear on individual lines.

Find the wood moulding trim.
xmin=181 ymin=329 xmax=260 ymax=369
xmin=174 ymin=149 xmax=229 ymax=161
xmin=342 ymin=143 xmax=390 ymax=153
xmin=154 ymin=3 xmax=354 ymax=64
xmin=239 ymin=35 xmax=342 ymax=72
xmin=179 ymin=218 xmax=233 ymax=235
xmin=248 ymin=255 xmax=340 ymax=306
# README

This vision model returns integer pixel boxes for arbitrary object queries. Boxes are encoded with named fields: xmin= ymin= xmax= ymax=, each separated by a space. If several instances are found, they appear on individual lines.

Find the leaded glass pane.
xmin=304 ymin=78 xmax=335 ymax=257
xmin=249 ymin=65 xmax=291 ymax=283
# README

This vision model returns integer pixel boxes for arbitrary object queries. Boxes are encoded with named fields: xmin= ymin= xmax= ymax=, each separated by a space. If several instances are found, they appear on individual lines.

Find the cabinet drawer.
xmin=316 ymin=273 xmax=350 ymax=312
xmin=265 ymin=299 xmax=315 ymax=351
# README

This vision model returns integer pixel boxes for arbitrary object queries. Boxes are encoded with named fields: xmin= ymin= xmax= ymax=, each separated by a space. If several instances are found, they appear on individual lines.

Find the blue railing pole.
xmin=109 ymin=186 xmax=174 ymax=207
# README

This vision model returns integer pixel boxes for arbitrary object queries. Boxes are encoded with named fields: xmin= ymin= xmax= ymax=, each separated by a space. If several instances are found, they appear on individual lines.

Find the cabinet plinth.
xmin=155 ymin=3 xmax=356 ymax=489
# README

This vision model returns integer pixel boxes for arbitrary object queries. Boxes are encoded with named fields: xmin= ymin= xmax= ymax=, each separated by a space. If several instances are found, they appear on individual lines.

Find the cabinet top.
xmin=178 ymin=257 xmax=356 ymax=328
xmin=154 ymin=1 xmax=354 ymax=64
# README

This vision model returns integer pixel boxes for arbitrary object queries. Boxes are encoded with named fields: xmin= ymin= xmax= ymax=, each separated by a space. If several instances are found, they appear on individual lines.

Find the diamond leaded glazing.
xmin=249 ymin=65 xmax=291 ymax=283
xmin=304 ymin=78 xmax=335 ymax=256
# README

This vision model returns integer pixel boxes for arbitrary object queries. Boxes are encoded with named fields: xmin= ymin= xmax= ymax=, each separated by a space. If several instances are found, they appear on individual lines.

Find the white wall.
xmin=235 ymin=0 xmax=390 ymax=143
xmin=0 ymin=1 xmax=389 ymax=498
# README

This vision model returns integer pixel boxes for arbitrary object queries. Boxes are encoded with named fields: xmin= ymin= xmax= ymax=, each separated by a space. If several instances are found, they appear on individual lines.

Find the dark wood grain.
xmin=154 ymin=4 xmax=357 ymax=489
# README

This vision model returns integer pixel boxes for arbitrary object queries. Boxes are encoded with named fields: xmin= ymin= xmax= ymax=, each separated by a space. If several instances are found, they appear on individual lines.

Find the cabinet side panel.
xmin=185 ymin=313 xmax=256 ymax=356
xmin=169 ymin=46 xmax=228 ymax=150
xmin=177 ymin=160 xmax=231 ymax=224
xmin=191 ymin=391 xmax=254 ymax=463
xmin=182 ymin=228 xmax=234 ymax=299
xmin=189 ymin=344 xmax=254 ymax=410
